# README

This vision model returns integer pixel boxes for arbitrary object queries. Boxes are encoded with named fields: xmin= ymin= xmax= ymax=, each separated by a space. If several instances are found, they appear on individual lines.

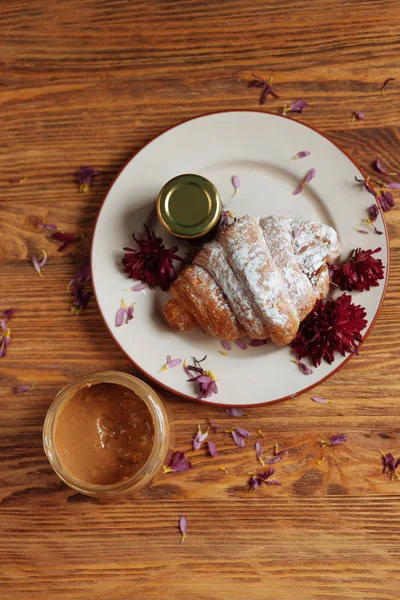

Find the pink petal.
xmin=386 ymin=182 xmax=400 ymax=189
xmin=207 ymin=440 xmax=218 ymax=457
xmin=312 ymin=396 xmax=328 ymax=404
xmin=166 ymin=358 xmax=182 ymax=369
xmin=232 ymin=430 xmax=245 ymax=448
xmin=304 ymin=168 xmax=316 ymax=184
xmin=255 ymin=441 xmax=262 ymax=458
xmin=220 ymin=340 xmax=231 ymax=351
xmin=293 ymin=183 xmax=304 ymax=195
xmin=266 ymin=455 xmax=282 ymax=464
xmin=225 ymin=407 xmax=244 ymax=417
xmin=292 ymin=151 xmax=311 ymax=160
xmin=115 ymin=304 xmax=126 ymax=327
xmin=126 ymin=304 xmax=134 ymax=322
xmin=179 ymin=515 xmax=188 ymax=536
xmin=235 ymin=427 xmax=251 ymax=438
xmin=354 ymin=228 xmax=369 ymax=234
xmin=235 ymin=338 xmax=247 ymax=350
xmin=131 ymin=282 xmax=147 ymax=291
xmin=232 ymin=175 xmax=240 ymax=192
xmin=296 ymin=360 xmax=313 ymax=375
xmin=210 ymin=419 xmax=218 ymax=433
xmin=13 ymin=384 xmax=34 ymax=394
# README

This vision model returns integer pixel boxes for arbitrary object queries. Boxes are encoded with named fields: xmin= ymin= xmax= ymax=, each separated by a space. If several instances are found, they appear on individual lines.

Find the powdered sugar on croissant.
xmin=164 ymin=214 xmax=342 ymax=346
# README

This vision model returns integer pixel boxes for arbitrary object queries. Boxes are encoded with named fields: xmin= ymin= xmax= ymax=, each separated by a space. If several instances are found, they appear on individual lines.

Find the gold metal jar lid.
xmin=156 ymin=174 xmax=222 ymax=239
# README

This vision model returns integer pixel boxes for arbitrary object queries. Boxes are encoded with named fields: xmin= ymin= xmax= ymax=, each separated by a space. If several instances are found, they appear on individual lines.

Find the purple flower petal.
xmin=179 ymin=515 xmax=188 ymax=542
xmin=249 ymin=338 xmax=268 ymax=347
xmin=235 ymin=338 xmax=247 ymax=350
xmin=291 ymin=151 xmax=311 ymax=161
xmin=380 ymin=77 xmax=395 ymax=96
xmin=322 ymin=433 xmax=348 ymax=447
xmin=164 ymin=451 xmax=192 ymax=473
xmin=352 ymin=111 xmax=365 ymax=121
xmin=207 ymin=440 xmax=218 ymax=457
xmin=293 ymin=359 xmax=313 ymax=375
xmin=115 ymin=302 xmax=126 ymax=327
xmin=378 ymin=190 xmax=395 ymax=212
xmin=38 ymin=223 xmax=59 ymax=232
xmin=13 ymin=383 xmax=34 ymax=394
xmin=2 ymin=308 xmax=15 ymax=321
xmin=355 ymin=176 xmax=377 ymax=197
xmin=225 ymin=407 xmax=244 ymax=417
xmin=0 ymin=319 xmax=6 ymax=333
xmin=232 ymin=175 xmax=240 ymax=193
xmin=167 ymin=357 xmax=181 ymax=368
xmin=266 ymin=455 xmax=282 ymax=464
xmin=354 ymin=228 xmax=369 ymax=234
xmin=235 ymin=427 xmax=251 ymax=438
xmin=32 ymin=250 xmax=47 ymax=276
xmin=304 ymin=168 xmax=316 ymax=184
xmin=72 ymin=166 xmax=100 ymax=192
xmin=52 ymin=231 xmax=84 ymax=252
xmin=288 ymin=99 xmax=309 ymax=113
xmin=126 ymin=304 xmax=135 ymax=322
xmin=292 ymin=183 xmax=304 ymax=195
xmin=368 ymin=204 xmax=379 ymax=222
xmin=385 ymin=182 xmax=400 ymax=189
xmin=210 ymin=419 xmax=218 ymax=433
xmin=232 ymin=430 xmax=245 ymax=448
xmin=255 ymin=441 xmax=263 ymax=459
xmin=131 ymin=282 xmax=147 ymax=291
xmin=193 ymin=428 xmax=209 ymax=451
xmin=311 ymin=396 xmax=328 ymax=404
xmin=220 ymin=340 xmax=231 ymax=352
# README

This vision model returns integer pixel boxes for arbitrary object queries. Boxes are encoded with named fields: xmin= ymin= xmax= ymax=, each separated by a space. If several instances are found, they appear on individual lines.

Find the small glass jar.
xmin=43 ymin=371 xmax=170 ymax=498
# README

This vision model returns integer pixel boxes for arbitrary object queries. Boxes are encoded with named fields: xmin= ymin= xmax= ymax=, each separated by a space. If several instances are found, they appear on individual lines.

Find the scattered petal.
xmin=380 ymin=77 xmax=395 ymax=96
xmin=210 ymin=419 xmax=218 ymax=433
xmin=352 ymin=111 xmax=365 ymax=121
xmin=13 ymin=383 xmax=35 ymax=394
xmin=234 ymin=427 xmax=251 ymax=438
xmin=255 ymin=441 xmax=264 ymax=466
xmin=249 ymin=339 xmax=268 ymax=347
xmin=179 ymin=515 xmax=188 ymax=543
xmin=207 ymin=440 xmax=218 ymax=457
xmin=354 ymin=228 xmax=369 ymax=234
xmin=130 ymin=282 xmax=147 ymax=292
xmin=193 ymin=426 xmax=209 ymax=451
xmin=368 ymin=204 xmax=380 ymax=222
xmin=160 ymin=356 xmax=182 ymax=372
xmin=2 ymin=308 xmax=15 ymax=321
xmin=291 ymin=151 xmax=311 ymax=161
xmin=234 ymin=338 xmax=247 ymax=350
xmin=71 ymin=166 xmax=100 ymax=192
xmin=248 ymin=74 xmax=279 ymax=104
xmin=31 ymin=250 xmax=47 ymax=277
xmin=219 ymin=466 xmax=228 ymax=474
xmin=373 ymin=158 xmax=397 ymax=175
xmin=225 ymin=407 xmax=244 ymax=417
xmin=311 ymin=396 xmax=329 ymax=404
xmin=380 ymin=451 xmax=400 ymax=481
xmin=232 ymin=175 xmax=240 ymax=194
xmin=187 ymin=357 xmax=218 ymax=400
xmin=292 ymin=359 xmax=313 ymax=375
xmin=385 ymin=182 xmax=400 ymax=189
xmin=232 ymin=430 xmax=245 ymax=448
xmin=265 ymin=455 xmax=282 ymax=464
xmin=115 ymin=301 xmax=127 ymax=327
xmin=10 ymin=176 xmax=29 ymax=184
xmin=283 ymin=100 xmax=309 ymax=115
xmin=38 ymin=223 xmax=59 ymax=232
xmin=321 ymin=433 xmax=347 ymax=447
xmin=293 ymin=168 xmax=316 ymax=195
xmin=249 ymin=468 xmax=281 ymax=490
xmin=163 ymin=451 xmax=192 ymax=474
xmin=355 ymin=176 xmax=377 ymax=197
xmin=220 ymin=340 xmax=231 ymax=352
xmin=52 ymin=231 xmax=85 ymax=252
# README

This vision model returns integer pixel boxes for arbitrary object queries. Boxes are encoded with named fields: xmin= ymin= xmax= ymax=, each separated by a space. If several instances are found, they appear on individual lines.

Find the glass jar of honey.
xmin=43 ymin=371 xmax=170 ymax=498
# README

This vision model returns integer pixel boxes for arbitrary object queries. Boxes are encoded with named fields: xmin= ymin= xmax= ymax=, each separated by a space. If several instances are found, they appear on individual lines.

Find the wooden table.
xmin=1 ymin=1 xmax=400 ymax=598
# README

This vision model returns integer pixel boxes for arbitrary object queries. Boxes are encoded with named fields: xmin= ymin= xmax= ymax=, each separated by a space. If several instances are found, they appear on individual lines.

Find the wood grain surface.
xmin=1 ymin=1 xmax=400 ymax=598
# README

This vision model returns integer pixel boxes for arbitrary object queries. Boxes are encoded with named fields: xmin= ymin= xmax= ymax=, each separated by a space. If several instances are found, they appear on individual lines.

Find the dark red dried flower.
xmin=122 ymin=226 xmax=183 ymax=291
xmin=368 ymin=204 xmax=379 ymax=222
xmin=248 ymin=74 xmax=279 ymax=104
xmin=291 ymin=294 xmax=367 ymax=367
xmin=330 ymin=248 xmax=385 ymax=292
xmin=52 ymin=231 xmax=85 ymax=252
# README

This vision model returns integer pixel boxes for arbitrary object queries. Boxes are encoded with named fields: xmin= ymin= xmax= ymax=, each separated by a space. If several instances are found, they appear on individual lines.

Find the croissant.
xmin=164 ymin=214 xmax=342 ymax=346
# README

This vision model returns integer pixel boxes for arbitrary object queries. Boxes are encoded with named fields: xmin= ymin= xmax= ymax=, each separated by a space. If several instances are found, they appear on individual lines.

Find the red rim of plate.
xmin=90 ymin=109 xmax=390 ymax=408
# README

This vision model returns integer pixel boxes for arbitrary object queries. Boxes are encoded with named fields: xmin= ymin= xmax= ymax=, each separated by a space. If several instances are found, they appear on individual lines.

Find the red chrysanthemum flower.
xmin=291 ymin=294 xmax=367 ymax=367
xmin=122 ymin=226 xmax=183 ymax=291
xmin=330 ymin=248 xmax=385 ymax=292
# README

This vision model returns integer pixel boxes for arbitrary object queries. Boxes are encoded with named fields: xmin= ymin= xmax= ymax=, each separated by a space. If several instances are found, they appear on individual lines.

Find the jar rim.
xmin=43 ymin=371 xmax=169 ymax=497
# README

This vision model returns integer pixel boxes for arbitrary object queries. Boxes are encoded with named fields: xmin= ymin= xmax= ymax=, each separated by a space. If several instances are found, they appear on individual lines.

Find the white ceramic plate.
xmin=92 ymin=111 xmax=389 ymax=407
